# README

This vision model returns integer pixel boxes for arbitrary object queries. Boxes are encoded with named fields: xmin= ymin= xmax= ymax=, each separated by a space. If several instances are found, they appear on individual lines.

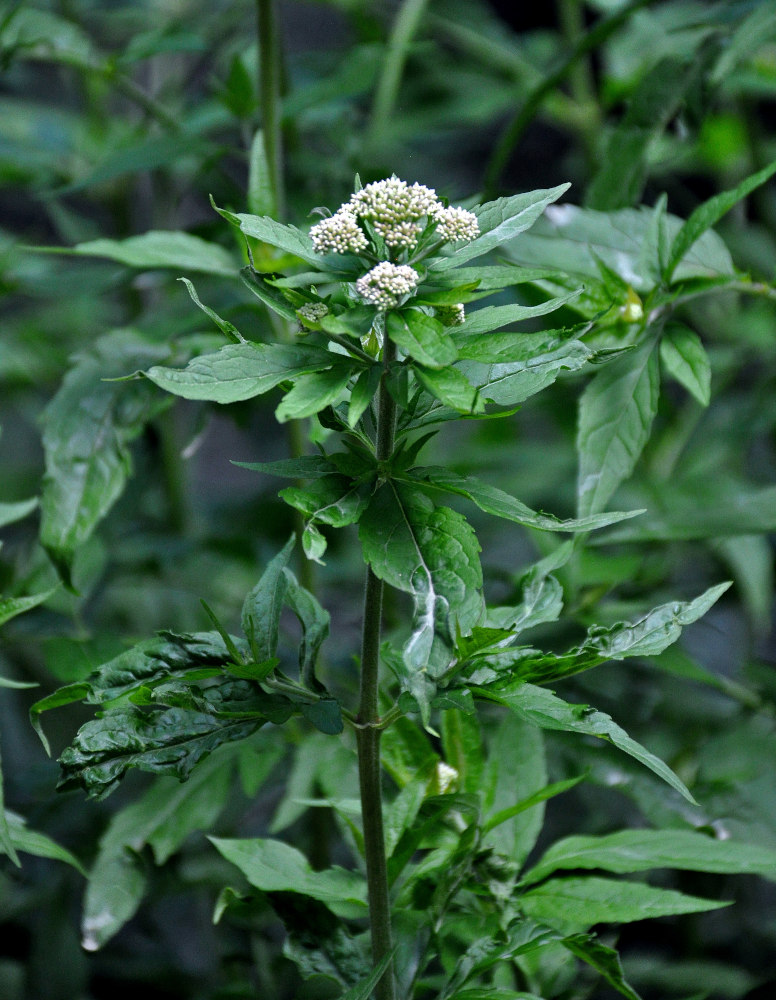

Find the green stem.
xmin=368 ymin=0 xmax=430 ymax=149
xmin=556 ymin=0 xmax=600 ymax=172
xmin=256 ymin=0 xmax=285 ymax=220
xmin=357 ymin=338 xmax=397 ymax=1000
xmin=483 ymin=0 xmax=650 ymax=198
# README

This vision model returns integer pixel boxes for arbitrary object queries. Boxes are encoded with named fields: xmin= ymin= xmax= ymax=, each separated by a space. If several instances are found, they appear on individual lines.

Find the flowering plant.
xmin=34 ymin=173 xmax=772 ymax=1000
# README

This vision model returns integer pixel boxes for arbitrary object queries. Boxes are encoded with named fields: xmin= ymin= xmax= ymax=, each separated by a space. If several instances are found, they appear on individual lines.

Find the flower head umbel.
xmin=309 ymin=209 xmax=369 ymax=255
xmin=349 ymin=176 xmax=440 ymax=251
xmin=355 ymin=262 xmax=419 ymax=310
xmin=434 ymin=205 xmax=480 ymax=244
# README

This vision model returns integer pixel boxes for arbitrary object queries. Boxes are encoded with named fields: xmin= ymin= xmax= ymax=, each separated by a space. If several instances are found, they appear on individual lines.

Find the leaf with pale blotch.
xmin=359 ymin=482 xmax=482 ymax=683
xmin=144 ymin=342 xmax=335 ymax=404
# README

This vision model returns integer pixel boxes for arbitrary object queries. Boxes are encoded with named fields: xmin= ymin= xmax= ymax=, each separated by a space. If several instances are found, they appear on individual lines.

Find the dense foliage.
xmin=2 ymin=2 xmax=776 ymax=999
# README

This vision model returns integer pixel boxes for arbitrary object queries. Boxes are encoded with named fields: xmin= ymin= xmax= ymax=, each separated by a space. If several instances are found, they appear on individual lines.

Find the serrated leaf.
xmin=68 ymin=231 xmax=236 ymax=275
xmin=475 ymin=682 xmax=695 ymax=803
xmin=410 ymin=468 xmax=642 ymax=533
xmin=214 ymin=206 xmax=321 ymax=266
xmin=520 ymin=875 xmax=728 ymax=933
xmin=282 ymin=566 xmax=330 ymax=687
xmin=483 ymin=583 xmax=730 ymax=687
xmin=275 ymin=365 xmax=355 ymax=422
xmin=414 ymin=364 xmax=481 ymax=413
xmin=522 ymin=828 xmax=776 ymax=888
xmin=577 ymin=338 xmax=660 ymax=516
xmin=233 ymin=454 xmax=338 ymax=478
xmin=431 ymin=184 xmax=571 ymax=271
xmin=359 ymin=482 xmax=483 ymax=681
xmin=2 ymin=809 xmax=85 ymax=875
xmin=209 ymin=837 xmax=366 ymax=916
xmin=240 ymin=537 xmax=294 ymax=661
xmin=561 ymin=933 xmax=643 ymax=1000
xmin=386 ymin=310 xmax=458 ymax=369
xmin=40 ymin=330 xmax=171 ymax=579
xmin=665 ymin=158 xmax=776 ymax=281
xmin=660 ymin=324 xmax=711 ymax=406
xmin=144 ymin=342 xmax=334 ymax=404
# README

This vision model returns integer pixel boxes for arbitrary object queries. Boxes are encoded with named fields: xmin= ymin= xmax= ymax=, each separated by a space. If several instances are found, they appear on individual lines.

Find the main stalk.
xmin=357 ymin=336 xmax=398 ymax=1000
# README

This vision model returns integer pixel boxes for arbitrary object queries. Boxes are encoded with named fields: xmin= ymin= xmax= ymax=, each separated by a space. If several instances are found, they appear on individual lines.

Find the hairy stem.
xmin=256 ymin=0 xmax=285 ymax=220
xmin=357 ymin=337 xmax=397 ymax=1000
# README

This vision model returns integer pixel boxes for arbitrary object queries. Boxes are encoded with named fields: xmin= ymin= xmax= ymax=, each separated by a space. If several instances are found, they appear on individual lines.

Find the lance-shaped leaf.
xmin=408 ymin=468 xmax=643 ymax=533
xmin=210 ymin=836 xmax=367 ymax=916
xmin=280 ymin=475 xmax=369 ymax=562
xmin=521 ymin=828 xmax=776 ymax=888
xmin=282 ymin=567 xmax=331 ymax=691
xmin=561 ymin=933 xmax=645 ymax=1000
xmin=577 ymin=338 xmax=660 ymax=517
xmin=214 ymin=204 xmax=321 ymax=265
xmin=275 ymin=365 xmax=356 ymax=423
xmin=386 ymin=310 xmax=458 ymax=369
xmin=40 ymin=330 xmax=172 ymax=580
xmin=241 ymin=537 xmax=294 ymax=662
xmin=0 ymin=497 xmax=38 ymax=529
xmin=359 ymin=482 xmax=483 ymax=680
xmin=474 ymin=682 xmax=695 ymax=803
xmin=64 ymin=230 xmax=236 ymax=275
xmin=0 ymin=587 xmax=58 ymax=627
xmin=455 ymin=291 xmax=581 ymax=336
xmin=431 ymin=184 xmax=571 ymax=271
xmin=240 ymin=266 xmax=299 ymax=321
xmin=474 ymin=583 xmax=730 ymax=686
xmin=458 ymin=336 xmax=593 ymax=406
xmin=664 ymin=158 xmax=776 ymax=282
xmin=179 ymin=277 xmax=244 ymax=343
xmin=519 ymin=876 xmax=728 ymax=933
xmin=1 ymin=810 xmax=85 ymax=875
xmin=660 ymin=323 xmax=711 ymax=406
xmin=454 ymin=329 xmax=589 ymax=365
xmin=144 ymin=342 xmax=335 ymax=404
xmin=414 ymin=364 xmax=481 ymax=414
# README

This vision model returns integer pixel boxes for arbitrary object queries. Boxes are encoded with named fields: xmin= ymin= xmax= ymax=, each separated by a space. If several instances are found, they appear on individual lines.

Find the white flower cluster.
xmin=355 ymin=262 xmax=419 ymax=310
xmin=297 ymin=302 xmax=329 ymax=325
xmin=309 ymin=209 xmax=369 ymax=255
xmin=434 ymin=205 xmax=480 ymax=243
xmin=349 ymin=176 xmax=440 ymax=250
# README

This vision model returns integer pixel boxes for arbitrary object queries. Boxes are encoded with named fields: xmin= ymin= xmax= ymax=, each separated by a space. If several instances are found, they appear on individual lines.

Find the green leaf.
xmin=209 ymin=837 xmax=367 ymax=917
xmin=359 ymin=482 xmax=483 ymax=681
xmin=40 ymin=330 xmax=171 ymax=580
xmin=282 ymin=566 xmax=331 ymax=688
xmin=144 ymin=342 xmax=334 ymax=404
xmin=431 ymin=184 xmax=571 ymax=271
xmin=577 ymin=339 xmax=660 ymax=516
xmin=660 ymin=324 xmax=711 ymax=406
xmin=300 ymin=698 xmax=343 ymax=735
xmin=561 ymin=933 xmax=643 ymax=1000
xmin=481 ymin=583 xmax=730 ymax=687
xmin=337 ymin=950 xmax=397 ymax=1000
xmin=2 ymin=810 xmax=85 ymax=875
xmin=386 ymin=310 xmax=458 ymax=369
xmin=0 ymin=742 xmax=19 ymax=868
xmin=240 ymin=266 xmax=300 ymax=321
xmin=275 ymin=365 xmax=355 ymax=422
xmin=82 ymin=748 xmax=236 ymax=949
xmin=240 ymin=537 xmax=294 ymax=661
xmin=476 ymin=682 xmax=695 ymax=803
xmin=520 ymin=876 xmax=728 ymax=933
xmin=414 ymin=364 xmax=481 ymax=413
xmin=178 ymin=277 xmax=244 ymax=343
xmin=0 ymin=587 xmax=58 ymax=627
xmin=247 ymin=128 xmax=275 ymax=217
xmin=67 ymin=231 xmax=236 ymax=275
xmin=411 ymin=468 xmax=643 ymax=533
xmin=665 ymin=158 xmax=776 ymax=281
xmin=522 ymin=828 xmax=776 ymax=888
xmin=0 ymin=497 xmax=38 ymax=529
xmin=455 ymin=292 xmax=581 ymax=336
xmin=214 ymin=205 xmax=321 ymax=266
xmin=348 ymin=365 xmax=381 ymax=427
xmin=505 ymin=203 xmax=734 ymax=291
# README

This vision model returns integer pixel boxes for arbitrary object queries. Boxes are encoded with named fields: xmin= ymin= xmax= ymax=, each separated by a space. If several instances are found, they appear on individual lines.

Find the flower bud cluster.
xmin=309 ymin=210 xmax=369 ymax=255
xmin=297 ymin=302 xmax=329 ymax=326
xmin=434 ymin=206 xmax=480 ymax=244
xmin=355 ymin=262 xmax=419 ymax=310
